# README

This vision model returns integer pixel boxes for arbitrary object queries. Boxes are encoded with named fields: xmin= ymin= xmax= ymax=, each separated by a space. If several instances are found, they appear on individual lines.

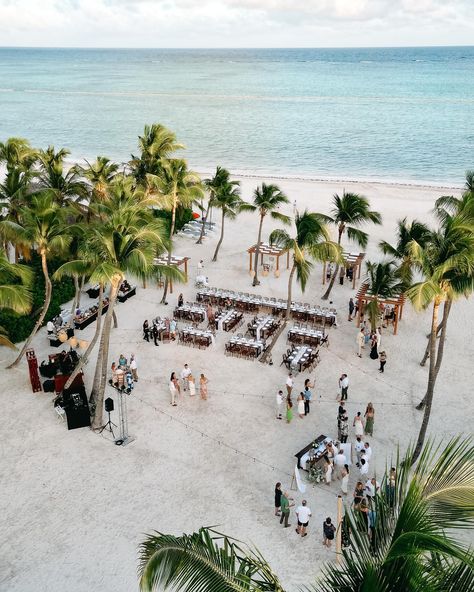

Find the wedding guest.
xmin=170 ymin=319 xmax=177 ymax=340
xmin=341 ymin=464 xmax=350 ymax=495
xmin=276 ymin=390 xmax=284 ymax=420
xmin=377 ymin=326 xmax=383 ymax=349
xmin=353 ymin=481 xmax=364 ymax=507
xmin=369 ymin=332 xmax=379 ymax=360
xmin=338 ymin=373 xmax=349 ymax=401
xmin=279 ymin=491 xmax=294 ymax=528
xmin=297 ymin=393 xmax=305 ymax=419
xmin=199 ymin=373 xmax=209 ymax=400
xmin=339 ymin=416 xmax=349 ymax=443
xmin=286 ymin=397 xmax=293 ymax=423
xmin=365 ymin=402 xmax=375 ymax=436
xmin=359 ymin=457 xmax=369 ymax=477
xmin=324 ymin=456 xmax=333 ymax=486
xmin=169 ymin=372 xmax=179 ymax=406
xmin=286 ymin=373 xmax=294 ymax=397
xmin=152 ymin=324 xmax=159 ymax=346
xmin=188 ymin=374 xmax=196 ymax=397
xmin=118 ymin=353 xmax=127 ymax=367
xmin=274 ymin=482 xmax=282 ymax=516
xmin=181 ymin=363 xmax=192 ymax=392
xmin=295 ymin=500 xmax=312 ymax=538
xmin=303 ymin=385 xmax=312 ymax=415
xmin=177 ymin=293 xmax=184 ymax=308
xmin=354 ymin=436 xmax=365 ymax=465
xmin=323 ymin=517 xmax=336 ymax=548
xmin=130 ymin=354 xmax=138 ymax=381
xmin=348 ymin=297 xmax=355 ymax=321
xmin=353 ymin=412 xmax=364 ymax=437
xmin=334 ymin=448 xmax=347 ymax=479
xmin=356 ymin=328 xmax=365 ymax=357
xmin=143 ymin=320 xmax=150 ymax=342
xmin=379 ymin=350 xmax=387 ymax=373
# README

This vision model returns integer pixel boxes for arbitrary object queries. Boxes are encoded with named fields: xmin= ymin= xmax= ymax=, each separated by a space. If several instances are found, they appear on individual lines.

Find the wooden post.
xmin=352 ymin=266 xmax=356 ymax=290
xmin=399 ymin=297 xmax=404 ymax=319
xmin=276 ymin=255 xmax=280 ymax=271
xmin=356 ymin=297 xmax=363 ymax=327
xmin=322 ymin=261 xmax=327 ymax=285
xmin=394 ymin=303 xmax=399 ymax=335
xmin=249 ymin=251 xmax=253 ymax=272
xmin=358 ymin=258 xmax=362 ymax=278
xmin=170 ymin=275 xmax=173 ymax=295
xmin=184 ymin=259 xmax=188 ymax=282
xmin=260 ymin=252 xmax=264 ymax=265
xmin=336 ymin=495 xmax=343 ymax=564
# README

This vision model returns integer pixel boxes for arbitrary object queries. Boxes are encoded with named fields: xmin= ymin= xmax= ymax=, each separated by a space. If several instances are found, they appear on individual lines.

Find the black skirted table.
xmin=74 ymin=303 xmax=109 ymax=330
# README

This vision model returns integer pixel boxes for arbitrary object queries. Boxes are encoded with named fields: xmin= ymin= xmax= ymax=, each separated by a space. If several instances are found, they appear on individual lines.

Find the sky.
xmin=0 ymin=0 xmax=473 ymax=48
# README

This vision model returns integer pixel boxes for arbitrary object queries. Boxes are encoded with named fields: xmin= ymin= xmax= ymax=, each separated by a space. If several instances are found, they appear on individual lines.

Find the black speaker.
xmin=65 ymin=405 xmax=91 ymax=430
xmin=105 ymin=397 xmax=114 ymax=412
xmin=43 ymin=379 xmax=55 ymax=393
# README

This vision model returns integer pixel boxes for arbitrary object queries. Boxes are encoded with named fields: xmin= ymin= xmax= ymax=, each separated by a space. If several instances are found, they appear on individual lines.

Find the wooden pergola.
xmin=355 ymin=281 xmax=406 ymax=335
xmin=153 ymin=255 xmax=190 ymax=294
xmin=322 ymin=251 xmax=365 ymax=290
xmin=247 ymin=242 xmax=290 ymax=276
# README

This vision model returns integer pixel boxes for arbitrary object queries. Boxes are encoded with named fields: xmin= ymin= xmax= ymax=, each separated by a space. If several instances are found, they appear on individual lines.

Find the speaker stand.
xmin=98 ymin=411 xmax=117 ymax=438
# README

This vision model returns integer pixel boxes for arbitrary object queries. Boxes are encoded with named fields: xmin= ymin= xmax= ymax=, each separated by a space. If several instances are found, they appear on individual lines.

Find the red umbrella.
xmin=192 ymin=212 xmax=200 ymax=219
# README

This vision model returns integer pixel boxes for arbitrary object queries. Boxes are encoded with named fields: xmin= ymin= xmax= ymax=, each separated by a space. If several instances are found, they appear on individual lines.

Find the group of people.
xmin=143 ymin=317 xmax=177 ymax=345
xmin=169 ymin=364 xmax=209 ymax=406
xmin=274 ymin=483 xmax=337 ymax=546
xmin=276 ymin=374 xmax=317 ymax=422
xmin=356 ymin=325 xmax=387 ymax=372
xmin=110 ymin=353 xmax=138 ymax=391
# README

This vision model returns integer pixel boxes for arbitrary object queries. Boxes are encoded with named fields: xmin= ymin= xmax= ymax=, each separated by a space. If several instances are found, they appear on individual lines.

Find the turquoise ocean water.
xmin=0 ymin=46 xmax=473 ymax=184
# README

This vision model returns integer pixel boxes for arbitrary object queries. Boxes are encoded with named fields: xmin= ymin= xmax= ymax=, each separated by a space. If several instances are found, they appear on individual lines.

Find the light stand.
xmin=108 ymin=380 xmax=135 ymax=447
xmin=98 ymin=410 xmax=117 ymax=438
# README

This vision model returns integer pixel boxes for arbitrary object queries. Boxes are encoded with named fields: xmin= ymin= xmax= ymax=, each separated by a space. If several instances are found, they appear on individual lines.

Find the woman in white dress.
xmin=324 ymin=457 xmax=333 ymax=486
xmin=353 ymin=412 xmax=364 ymax=437
xmin=297 ymin=393 xmax=305 ymax=418
xmin=188 ymin=374 xmax=196 ymax=396
xmin=341 ymin=464 xmax=350 ymax=495
xmin=169 ymin=372 xmax=179 ymax=406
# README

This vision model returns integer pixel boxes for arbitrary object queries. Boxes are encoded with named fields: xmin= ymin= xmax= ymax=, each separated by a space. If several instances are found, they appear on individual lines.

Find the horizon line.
xmin=1 ymin=44 xmax=473 ymax=50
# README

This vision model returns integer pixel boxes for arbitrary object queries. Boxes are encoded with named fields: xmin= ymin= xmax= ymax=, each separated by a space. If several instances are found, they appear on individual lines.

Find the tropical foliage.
xmin=364 ymin=260 xmax=404 ymax=330
xmin=138 ymin=436 xmax=474 ymax=592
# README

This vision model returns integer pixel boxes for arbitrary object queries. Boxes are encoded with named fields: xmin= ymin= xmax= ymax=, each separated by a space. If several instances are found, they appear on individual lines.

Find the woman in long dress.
xmin=169 ymin=372 xmax=179 ymax=406
xmin=286 ymin=397 xmax=293 ymax=423
xmin=324 ymin=456 xmax=333 ymax=486
xmin=341 ymin=464 xmax=350 ymax=495
xmin=364 ymin=402 xmax=375 ymax=436
xmin=297 ymin=393 xmax=305 ymax=418
xmin=369 ymin=333 xmax=379 ymax=360
xmin=353 ymin=412 xmax=364 ymax=437
xmin=188 ymin=374 xmax=196 ymax=397
xmin=199 ymin=373 xmax=209 ymax=400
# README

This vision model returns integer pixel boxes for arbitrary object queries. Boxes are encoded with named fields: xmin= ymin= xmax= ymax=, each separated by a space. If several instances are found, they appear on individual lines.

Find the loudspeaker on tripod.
xmin=105 ymin=397 xmax=114 ymax=412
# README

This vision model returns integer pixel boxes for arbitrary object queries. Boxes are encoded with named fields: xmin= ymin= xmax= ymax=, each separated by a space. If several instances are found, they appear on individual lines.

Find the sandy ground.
xmin=1 ymin=176 xmax=473 ymax=592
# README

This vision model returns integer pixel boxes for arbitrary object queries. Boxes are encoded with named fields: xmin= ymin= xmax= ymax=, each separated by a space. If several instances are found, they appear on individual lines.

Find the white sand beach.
xmin=1 ymin=176 xmax=473 ymax=592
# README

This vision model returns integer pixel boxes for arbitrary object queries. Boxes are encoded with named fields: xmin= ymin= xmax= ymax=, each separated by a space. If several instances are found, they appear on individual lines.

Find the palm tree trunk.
xmin=91 ymin=278 xmax=120 ymax=430
xmin=161 ymin=200 xmax=177 ymax=304
xmin=89 ymin=315 xmax=107 ymax=407
xmin=321 ymin=230 xmax=343 ymax=300
xmin=260 ymin=261 xmax=295 ymax=364
xmin=64 ymin=284 xmax=104 ymax=390
xmin=70 ymin=274 xmax=80 ymax=315
xmin=419 ymin=299 xmax=451 ymax=366
xmin=411 ymin=297 xmax=441 ymax=463
xmin=7 ymin=251 xmax=52 ymax=369
xmin=252 ymin=214 xmax=264 ymax=286
xmin=212 ymin=210 xmax=225 ymax=262
xmin=196 ymin=200 xmax=211 ymax=244
xmin=112 ymin=309 xmax=118 ymax=329
xmin=78 ymin=274 xmax=85 ymax=308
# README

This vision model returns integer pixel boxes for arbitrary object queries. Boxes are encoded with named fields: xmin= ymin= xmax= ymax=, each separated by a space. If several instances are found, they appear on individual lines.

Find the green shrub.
xmin=153 ymin=206 xmax=195 ymax=233
xmin=0 ymin=253 xmax=75 ymax=344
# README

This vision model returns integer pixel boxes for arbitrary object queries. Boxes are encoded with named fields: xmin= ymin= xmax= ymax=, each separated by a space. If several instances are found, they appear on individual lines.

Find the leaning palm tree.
xmin=130 ymin=123 xmax=185 ymax=186
xmin=250 ymin=183 xmax=290 ymax=286
xmin=148 ymin=159 xmax=203 ymax=303
xmin=379 ymin=218 xmax=431 ymax=288
xmin=211 ymin=180 xmax=254 ymax=262
xmin=262 ymin=211 xmax=340 ymax=362
xmin=0 ymin=192 xmax=70 ymax=368
xmin=0 ymin=137 xmax=37 ymax=172
xmin=138 ymin=436 xmax=474 ymax=592
xmin=364 ymin=260 xmax=404 ymax=331
xmin=0 ymin=248 xmax=33 ymax=348
xmin=196 ymin=166 xmax=234 ymax=245
xmin=406 ymin=216 xmax=474 ymax=461
xmin=322 ymin=191 xmax=382 ymax=300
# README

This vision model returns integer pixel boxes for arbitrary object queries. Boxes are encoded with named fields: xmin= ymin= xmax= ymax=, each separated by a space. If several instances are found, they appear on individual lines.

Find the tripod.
xmin=99 ymin=411 xmax=117 ymax=438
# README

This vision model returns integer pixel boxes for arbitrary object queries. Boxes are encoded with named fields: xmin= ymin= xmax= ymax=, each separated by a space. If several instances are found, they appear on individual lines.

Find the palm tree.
xmin=0 ymin=192 xmax=70 ymax=367
xmin=262 ymin=211 xmax=340 ymax=362
xmin=322 ymin=191 xmax=382 ymax=300
xmin=364 ymin=261 xmax=404 ymax=331
xmin=196 ymin=166 xmax=233 ymax=245
xmin=130 ymin=123 xmax=184 ymax=185
xmin=0 ymin=137 xmax=37 ymax=172
xmin=37 ymin=146 xmax=88 ymax=206
xmin=148 ymin=159 xmax=203 ymax=303
xmin=211 ymin=179 xmax=254 ymax=262
xmin=56 ymin=179 xmax=179 ymax=427
xmin=379 ymin=218 xmax=431 ymax=287
xmin=0 ymin=248 xmax=33 ymax=349
xmin=406 ymin=216 xmax=474 ymax=462
xmin=250 ymin=183 xmax=290 ymax=286
xmin=138 ymin=436 xmax=474 ymax=592
xmin=79 ymin=156 xmax=119 ymax=203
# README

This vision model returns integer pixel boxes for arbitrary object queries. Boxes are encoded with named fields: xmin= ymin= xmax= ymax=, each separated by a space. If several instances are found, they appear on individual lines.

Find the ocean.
xmin=0 ymin=46 xmax=473 ymax=185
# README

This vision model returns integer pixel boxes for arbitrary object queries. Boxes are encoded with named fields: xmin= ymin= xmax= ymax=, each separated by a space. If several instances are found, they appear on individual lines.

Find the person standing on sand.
xmin=286 ymin=397 xmax=293 ymax=423
xmin=274 ymin=482 xmax=282 ymax=516
xmin=130 ymin=354 xmax=138 ymax=382
xmin=143 ymin=320 xmax=150 ymax=342
xmin=379 ymin=350 xmax=387 ymax=373
xmin=364 ymin=402 xmax=375 ymax=436
xmin=181 ymin=363 xmax=192 ymax=392
xmin=324 ymin=456 xmax=333 ymax=485
xmin=276 ymin=390 xmax=284 ymax=419
xmin=339 ymin=416 xmax=349 ymax=443
xmin=353 ymin=412 xmax=364 ymax=437
xmin=323 ymin=517 xmax=336 ymax=548
xmin=279 ymin=491 xmax=294 ymax=527
xmin=286 ymin=373 xmax=294 ymax=397
xmin=297 ymin=393 xmax=305 ymax=419
xmin=356 ymin=328 xmax=365 ymax=357
xmin=348 ymin=297 xmax=355 ymax=321
xmin=295 ymin=500 xmax=312 ymax=537
xmin=338 ymin=373 xmax=349 ymax=401
xmin=370 ymin=332 xmax=379 ymax=360
xmin=188 ymin=374 xmax=196 ymax=397
xmin=341 ymin=464 xmax=350 ymax=495
xmin=169 ymin=372 xmax=180 ymax=406
xmin=199 ymin=373 xmax=209 ymax=400
xmin=303 ymin=385 xmax=312 ymax=415
xmin=152 ymin=323 xmax=159 ymax=346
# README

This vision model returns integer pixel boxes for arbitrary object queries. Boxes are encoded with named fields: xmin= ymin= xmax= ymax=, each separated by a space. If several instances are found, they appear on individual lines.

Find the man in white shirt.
xmin=181 ymin=364 xmax=192 ymax=392
xmin=334 ymin=449 xmax=347 ymax=479
xmin=359 ymin=457 xmax=369 ymax=476
xmin=338 ymin=373 xmax=349 ymax=401
xmin=286 ymin=373 xmax=294 ymax=397
xmin=364 ymin=478 xmax=380 ymax=499
xmin=276 ymin=390 xmax=283 ymax=420
xmin=47 ymin=320 xmax=55 ymax=335
xmin=130 ymin=354 xmax=138 ymax=382
xmin=354 ymin=436 xmax=364 ymax=466
xmin=363 ymin=442 xmax=373 ymax=462
xmin=295 ymin=500 xmax=312 ymax=537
